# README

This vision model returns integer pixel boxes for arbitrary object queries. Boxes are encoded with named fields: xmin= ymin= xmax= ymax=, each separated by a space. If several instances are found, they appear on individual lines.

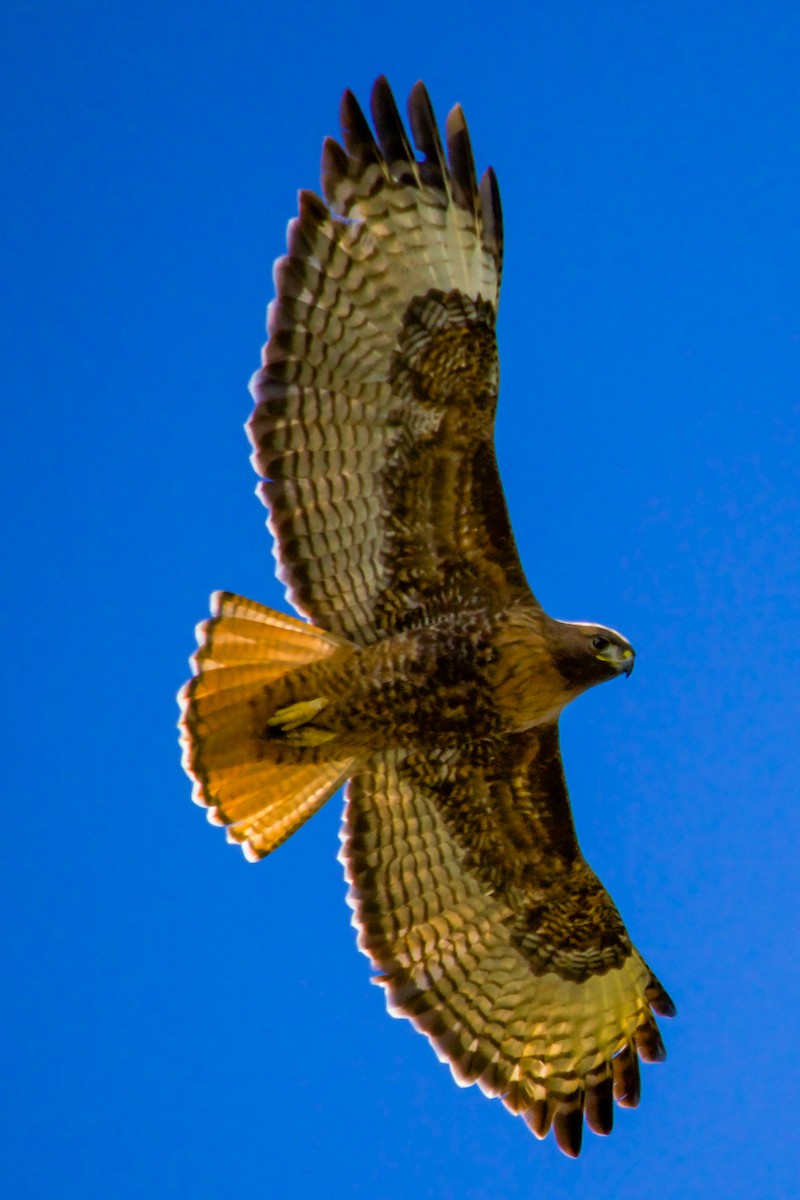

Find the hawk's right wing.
xmin=248 ymin=78 xmax=536 ymax=645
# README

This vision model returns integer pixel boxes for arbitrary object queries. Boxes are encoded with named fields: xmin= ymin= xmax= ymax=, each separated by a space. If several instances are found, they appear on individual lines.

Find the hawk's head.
xmin=551 ymin=620 xmax=636 ymax=691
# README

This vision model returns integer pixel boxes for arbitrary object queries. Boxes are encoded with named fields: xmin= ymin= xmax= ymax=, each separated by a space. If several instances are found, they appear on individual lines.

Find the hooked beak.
xmin=596 ymin=643 xmax=636 ymax=677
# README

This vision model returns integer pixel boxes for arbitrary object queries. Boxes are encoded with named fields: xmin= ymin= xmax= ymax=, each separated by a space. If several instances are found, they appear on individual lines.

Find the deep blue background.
xmin=4 ymin=2 xmax=798 ymax=1195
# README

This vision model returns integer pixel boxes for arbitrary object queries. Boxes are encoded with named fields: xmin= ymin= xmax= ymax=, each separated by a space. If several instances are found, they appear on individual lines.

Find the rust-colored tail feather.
xmin=179 ymin=592 xmax=357 ymax=860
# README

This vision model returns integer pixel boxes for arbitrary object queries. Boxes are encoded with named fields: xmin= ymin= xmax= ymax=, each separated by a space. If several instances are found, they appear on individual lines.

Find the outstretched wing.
xmin=341 ymin=725 xmax=674 ymax=1157
xmin=248 ymin=77 xmax=534 ymax=645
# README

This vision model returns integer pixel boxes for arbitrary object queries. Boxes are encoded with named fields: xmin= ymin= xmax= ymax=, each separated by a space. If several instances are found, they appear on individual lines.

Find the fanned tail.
xmin=178 ymin=592 xmax=357 ymax=860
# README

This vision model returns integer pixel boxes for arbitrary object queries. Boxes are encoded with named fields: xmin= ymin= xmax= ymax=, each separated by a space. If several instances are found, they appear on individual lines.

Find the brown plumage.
xmin=178 ymin=76 xmax=674 ymax=1158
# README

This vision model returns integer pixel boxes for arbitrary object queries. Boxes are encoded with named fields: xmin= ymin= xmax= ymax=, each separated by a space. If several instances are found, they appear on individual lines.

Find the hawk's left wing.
xmin=341 ymin=725 xmax=674 ymax=1157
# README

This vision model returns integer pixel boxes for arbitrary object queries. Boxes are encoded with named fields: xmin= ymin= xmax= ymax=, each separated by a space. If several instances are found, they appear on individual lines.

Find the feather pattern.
xmin=249 ymin=77 xmax=525 ymax=644
xmin=341 ymin=738 xmax=672 ymax=1157
xmin=179 ymin=78 xmax=675 ymax=1158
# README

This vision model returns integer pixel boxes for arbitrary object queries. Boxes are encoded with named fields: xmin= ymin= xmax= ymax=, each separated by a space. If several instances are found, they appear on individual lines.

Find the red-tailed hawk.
xmin=179 ymin=77 xmax=674 ymax=1157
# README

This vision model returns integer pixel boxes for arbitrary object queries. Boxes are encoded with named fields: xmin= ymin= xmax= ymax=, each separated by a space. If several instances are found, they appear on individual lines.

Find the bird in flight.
xmin=179 ymin=76 xmax=674 ymax=1158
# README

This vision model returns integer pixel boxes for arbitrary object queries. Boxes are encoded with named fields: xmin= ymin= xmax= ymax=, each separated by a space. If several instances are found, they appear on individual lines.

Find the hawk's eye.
xmin=591 ymin=635 xmax=610 ymax=652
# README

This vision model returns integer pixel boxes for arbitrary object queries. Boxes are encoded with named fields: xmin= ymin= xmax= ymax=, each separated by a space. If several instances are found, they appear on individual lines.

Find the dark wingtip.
xmin=523 ymin=1099 xmax=552 ymax=1139
xmin=612 ymin=1043 xmax=641 ymax=1109
xmin=479 ymin=166 xmax=503 ymax=277
xmin=320 ymin=136 xmax=349 ymax=207
xmin=647 ymin=979 xmax=677 ymax=1018
xmin=445 ymin=103 xmax=478 ymax=217
xmin=339 ymin=87 xmax=379 ymax=163
xmin=636 ymin=1022 xmax=668 ymax=1063
xmin=408 ymin=79 xmax=429 ymax=107
xmin=584 ymin=1075 xmax=614 ymax=1136
xmin=370 ymin=75 xmax=417 ymax=183
xmin=553 ymin=1106 xmax=584 ymax=1158
xmin=407 ymin=80 xmax=447 ymax=191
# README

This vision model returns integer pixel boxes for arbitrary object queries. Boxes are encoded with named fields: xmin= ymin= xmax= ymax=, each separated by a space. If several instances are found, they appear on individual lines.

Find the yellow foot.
xmin=266 ymin=696 xmax=329 ymax=731
xmin=284 ymin=726 xmax=337 ymax=747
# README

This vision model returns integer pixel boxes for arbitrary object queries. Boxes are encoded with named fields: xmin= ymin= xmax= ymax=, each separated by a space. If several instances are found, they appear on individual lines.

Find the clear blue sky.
xmin=3 ymin=2 xmax=799 ymax=1196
